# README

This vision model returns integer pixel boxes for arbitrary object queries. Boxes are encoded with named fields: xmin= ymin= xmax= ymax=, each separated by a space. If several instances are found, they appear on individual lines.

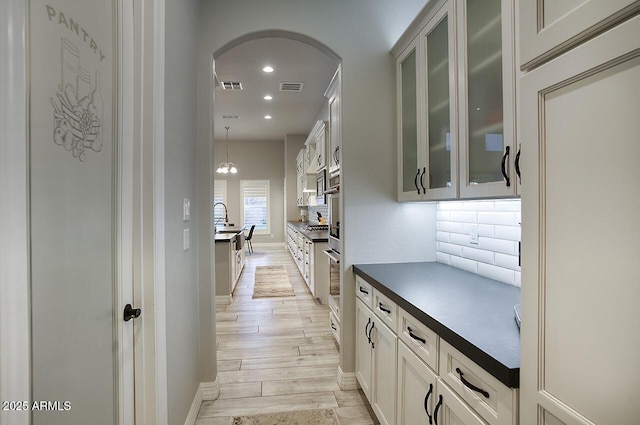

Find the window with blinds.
xmin=213 ymin=179 xmax=227 ymax=224
xmin=240 ymin=180 xmax=270 ymax=234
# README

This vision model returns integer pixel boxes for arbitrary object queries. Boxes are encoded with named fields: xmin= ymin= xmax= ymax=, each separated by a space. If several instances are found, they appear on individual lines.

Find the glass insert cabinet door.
xmin=459 ymin=0 xmax=517 ymax=197
xmin=423 ymin=0 xmax=458 ymax=200
xmin=397 ymin=40 xmax=421 ymax=200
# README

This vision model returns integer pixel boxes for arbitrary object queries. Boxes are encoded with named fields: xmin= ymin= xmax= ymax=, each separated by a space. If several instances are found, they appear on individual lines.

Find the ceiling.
xmin=213 ymin=37 xmax=339 ymax=143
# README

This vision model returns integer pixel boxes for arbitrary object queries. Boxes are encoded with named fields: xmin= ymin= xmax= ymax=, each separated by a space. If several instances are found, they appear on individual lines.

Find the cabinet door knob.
xmin=123 ymin=304 xmax=141 ymax=321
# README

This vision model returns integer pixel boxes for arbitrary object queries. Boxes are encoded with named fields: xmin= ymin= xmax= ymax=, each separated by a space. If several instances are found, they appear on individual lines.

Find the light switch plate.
xmin=469 ymin=224 xmax=479 ymax=245
xmin=183 ymin=198 xmax=190 ymax=221
xmin=183 ymin=228 xmax=190 ymax=251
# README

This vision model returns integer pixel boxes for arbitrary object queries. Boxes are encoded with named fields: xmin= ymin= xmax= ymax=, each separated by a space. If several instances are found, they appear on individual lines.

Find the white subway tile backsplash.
xmin=478 ymin=237 xmax=517 ymax=255
xmin=437 ymin=242 xmax=463 ymax=257
xmin=494 ymin=225 xmax=521 ymax=241
xmin=463 ymin=246 xmax=495 ymax=264
xmin=463 ymin=201 xmax=495 ymax=211
xmin=450 ymin=211 xmax=477 ymax=223
xmin=478 ymin=224 xmax=495 ymax=237
xmin=437 ymin=221 xmax=464 ymax=233
xmin=436 ymin=231 xmax=451 ymax=242
xmin=437 ymin=211 xmax=451 ymax=221
xmin=436 ymin=252 xmax=451 ymax=265
xmin=450 ymin=256 xmax=478 ymax=274
xmin=450 ymin=232 xmax=470 ymax=246
xmin=478 ymin=211 xmax=519 ymax=226
xmin=437 ymin=199 xmax=521 ymax=287
xmin=438 ymin=201 xmax=465 ymax=211
xmin=495 ymin=253 xmax=521 ymax=271
xmin=478 ymin=263 xmax=515 ymax=285
xmin=494 ymin=200 xmax=521 ymax=212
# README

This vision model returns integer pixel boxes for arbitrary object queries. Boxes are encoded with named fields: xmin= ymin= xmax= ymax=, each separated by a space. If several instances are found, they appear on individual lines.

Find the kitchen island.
xmin=215 ymin=227 xmax=245 ymax=305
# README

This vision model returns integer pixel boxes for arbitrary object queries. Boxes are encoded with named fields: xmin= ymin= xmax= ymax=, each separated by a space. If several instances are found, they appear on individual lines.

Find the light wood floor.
xmin=196 ymin=245 xmax=378 ymax=425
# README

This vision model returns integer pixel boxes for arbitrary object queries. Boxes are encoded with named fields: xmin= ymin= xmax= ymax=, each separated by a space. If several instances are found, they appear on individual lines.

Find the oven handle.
xmin=323 ymin=249 xmax=340 ymax=263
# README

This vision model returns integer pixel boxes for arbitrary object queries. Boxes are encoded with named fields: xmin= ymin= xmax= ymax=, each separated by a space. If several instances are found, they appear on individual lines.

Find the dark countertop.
xmin=353 ymin=262 xmax=520 ymax=388
xmin=214 ymin=227 xmax=245 ymax=243
xmin=287 ymin=221 xmax=329 ymax=242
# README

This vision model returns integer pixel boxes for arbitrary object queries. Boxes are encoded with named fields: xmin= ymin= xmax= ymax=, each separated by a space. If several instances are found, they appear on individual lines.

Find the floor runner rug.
xmin=232 ymin=408 xmax=338 ymax=425
xmin=252 ymin=265 xmax=295 ymax=298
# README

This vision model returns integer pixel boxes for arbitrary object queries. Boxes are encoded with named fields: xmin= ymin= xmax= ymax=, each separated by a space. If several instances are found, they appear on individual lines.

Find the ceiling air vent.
xmin=221 ymin=81 xmax=243 ymax=90
xmin=279 ymin=82 xmax=304 ymax=92
xmin=220 ymin=115 xmax=239 ymax=119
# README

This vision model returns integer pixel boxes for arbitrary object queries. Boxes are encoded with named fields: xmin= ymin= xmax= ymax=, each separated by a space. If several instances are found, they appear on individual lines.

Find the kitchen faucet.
xmin=213 ymin=202 xmax=228 ymax=227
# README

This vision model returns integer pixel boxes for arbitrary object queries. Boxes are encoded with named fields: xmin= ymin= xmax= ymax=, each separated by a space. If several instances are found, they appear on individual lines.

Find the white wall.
xmin=198 ymin=0 xmax=433 ymax=376
xmin=214 ymin=139 xmax=285 ymax=243
xmin=165 ymin=0 xmax=202 ymax=423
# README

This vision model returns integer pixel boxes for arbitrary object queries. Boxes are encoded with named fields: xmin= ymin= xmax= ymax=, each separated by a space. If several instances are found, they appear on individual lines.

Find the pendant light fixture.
xmin=216 ymin=126 xmax=238 ymax=174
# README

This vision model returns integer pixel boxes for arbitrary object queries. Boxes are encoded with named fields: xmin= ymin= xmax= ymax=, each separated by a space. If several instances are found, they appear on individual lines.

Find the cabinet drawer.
xmin=328 ymin=294 xmax=340 ymax=318
xmin=355 ymin=275 xmax=373 ymax=308
xmin=398 ymin=307 xmax=438 ymax=372
xmin=330 ymin=311 xmax=340 ymax=346
xmin=439 ymin=339 xmax=517 ymax=425
xmin=373 ymin=289 xmax=398 ymax=331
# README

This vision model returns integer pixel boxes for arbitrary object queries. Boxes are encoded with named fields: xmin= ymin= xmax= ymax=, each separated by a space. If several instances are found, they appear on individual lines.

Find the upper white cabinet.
xmin=306 ymin=120 xmax=327 ymax=173
xmin=397 ymin=1 xmax=458 ymax=201
xmin=520 ymin=0 xmax=640 ymax=69
xmin=325 ymin=67 xmax=341 ymax=177
xmin=520 ymin=16 xmax=640 ymax=425
xmin=395 ymin=0 xmax=518 ymax=201
xmin=457 ymin=0 xmax=517 ymax=198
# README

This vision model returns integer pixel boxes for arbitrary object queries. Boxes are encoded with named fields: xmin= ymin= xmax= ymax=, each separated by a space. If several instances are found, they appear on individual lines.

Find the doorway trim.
xmin=0 ymin=2 xmax=30 ymax=424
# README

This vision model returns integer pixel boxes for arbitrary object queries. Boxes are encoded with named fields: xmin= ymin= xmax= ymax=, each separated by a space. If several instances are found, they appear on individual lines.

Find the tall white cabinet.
xmin=519 ymin=9 xmax=640 ymax=425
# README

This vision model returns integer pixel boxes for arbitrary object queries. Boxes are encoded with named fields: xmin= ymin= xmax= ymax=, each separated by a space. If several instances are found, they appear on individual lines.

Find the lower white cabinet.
xmin=356 ymin=298 xmax=374 ymax=399
xmin=356 ymin=298 xmax=397 ymax=425
xmin=436 ymin=382 xmax=488 ymax=425
xmin=397 ymin=341 xmax=438 ymax=425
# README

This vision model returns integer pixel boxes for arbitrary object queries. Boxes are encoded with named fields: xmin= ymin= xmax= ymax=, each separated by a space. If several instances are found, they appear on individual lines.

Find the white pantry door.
xmin=28 ymin=1 xmax=134 ymax=424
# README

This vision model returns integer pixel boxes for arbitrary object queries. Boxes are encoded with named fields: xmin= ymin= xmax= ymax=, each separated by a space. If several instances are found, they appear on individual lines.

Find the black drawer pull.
xmin=331 ymin=323 xmax=337 ymax=331
xmin=368 ymin=321 xmax=375 ymax=348
xmin=424 ymin=383 xmax=433 ymax=424
xmin=407 ymin=326 xmax=426 ymax=344
xmin=456 ymin=367 xmax=490 ymax=398
xmin=378 ymin=303 xmax=391 ymax=314
xmin=514 ymin=146 xmax=521 ymax=183
xmin=433 ymin=394 xmax=443 ymax=425
xmin=359 ymin=286 xmax=369 ymax=295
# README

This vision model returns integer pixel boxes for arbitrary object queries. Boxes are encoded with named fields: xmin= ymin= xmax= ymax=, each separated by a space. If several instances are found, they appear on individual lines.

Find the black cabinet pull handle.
xmin=414 ymin=168 xmax=420 ymax=194
xmin=407 ymin=326 xmax=426 ymax=343
xmin=368 ymin=321 xmax=375 ymax=348
xmin=515 ymin=147 xmax=521 ymax=183
xmin=424 ymin=383 xmax=433 ymax=424
xmin=378 ymin=303 xmax=391 ymax=314
xmin=359 ymin=286 xmax=369 ymax=295
xmin=365 ymin=317 xmax=371 ymax=343
xmin=456 ymin=367 xmax=490 ymax=398
xmin=420 ymin=167 xmax=426 ymax=194
xmin=331 ymin=323 xmax=337 ymax=331
xmin=123 ymin=304 xmax=141 ymax=321
xmin=501 ymin=146 xmax=511 ymax=187
xmin=335 ymin=146 xmax=340 ymax=165
xmin=433 ymin=394 xmax=443 ymax=425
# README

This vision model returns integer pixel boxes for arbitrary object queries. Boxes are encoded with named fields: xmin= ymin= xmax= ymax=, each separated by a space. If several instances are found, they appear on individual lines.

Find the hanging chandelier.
xmin=216 ymin=126 xmax=237 ymax=174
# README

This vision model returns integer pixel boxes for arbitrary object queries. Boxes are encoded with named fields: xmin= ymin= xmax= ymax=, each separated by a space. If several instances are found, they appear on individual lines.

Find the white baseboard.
xmin=183 ymin=379 xmax=219 ymax=425
xmin=215 ymin=295 xmax=232 ymax=306
xmin=337 ymin=367 xmax=360 ymax=391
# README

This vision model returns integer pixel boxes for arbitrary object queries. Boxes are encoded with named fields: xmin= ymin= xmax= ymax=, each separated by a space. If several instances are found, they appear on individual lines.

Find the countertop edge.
xmin=353 ymin=264 xmax=520 ymax=388
xmin=287 ymin=221 xmax=329 ymax=242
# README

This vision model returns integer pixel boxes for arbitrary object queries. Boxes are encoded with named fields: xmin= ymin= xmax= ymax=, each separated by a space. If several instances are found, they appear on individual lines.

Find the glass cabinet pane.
xmin=466 ymin=0 xmax=503 ymax=184
xmin=426 ymin=16 xmax=451 ymax=189
xmin=401 ymin=49 xmax=419 ymax=193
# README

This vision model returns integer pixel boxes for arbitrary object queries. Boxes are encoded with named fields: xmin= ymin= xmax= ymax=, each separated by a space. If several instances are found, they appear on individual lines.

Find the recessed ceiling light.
xmin=264 ymin=115 xmax=272 ymax=120
xmin=262 ymin=66 xmax=274 ymax=73
xmin=264 ymin=95 xmax=272 ymax=100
